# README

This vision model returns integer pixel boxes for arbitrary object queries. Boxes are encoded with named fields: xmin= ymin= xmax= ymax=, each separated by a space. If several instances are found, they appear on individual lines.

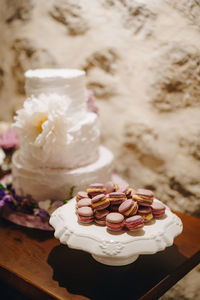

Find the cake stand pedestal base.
xmin=92 ymin=254 xmax=139 ymax=266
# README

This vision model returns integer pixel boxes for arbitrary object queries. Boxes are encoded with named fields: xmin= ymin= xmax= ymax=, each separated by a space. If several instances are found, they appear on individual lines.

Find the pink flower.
xmin=87 ymin=90 xmax=98 ymax=114
xmin=0 ymin=129 xmax=19 ymax=149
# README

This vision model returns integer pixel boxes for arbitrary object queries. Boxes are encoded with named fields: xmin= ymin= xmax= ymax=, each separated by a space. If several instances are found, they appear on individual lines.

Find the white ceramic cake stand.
xmin=49 ymin=198 xmax=183 ymax=266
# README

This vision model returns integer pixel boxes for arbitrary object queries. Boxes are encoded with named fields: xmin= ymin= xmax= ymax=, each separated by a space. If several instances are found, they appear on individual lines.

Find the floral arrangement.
xmin=0 ymin=174 xmax=75 ymax=227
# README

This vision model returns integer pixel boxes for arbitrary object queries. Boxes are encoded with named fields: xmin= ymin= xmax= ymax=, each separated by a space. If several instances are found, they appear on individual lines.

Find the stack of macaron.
xmin=75 ymin=181 xmax=166 ymax=232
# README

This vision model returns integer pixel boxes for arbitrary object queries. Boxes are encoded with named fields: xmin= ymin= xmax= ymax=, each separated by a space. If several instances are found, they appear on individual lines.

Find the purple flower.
xmin=0 ymin=129 xmax=19 ymax=149
xmin=34 ymin=208 xmax=49 ymax=219
xmin=0 ymin=199 xmax=6 ymax=208
xmin=2 ymin=194 xmax=16 ymax=209
xmin=2 ymin=194 xmax=13 ymax=204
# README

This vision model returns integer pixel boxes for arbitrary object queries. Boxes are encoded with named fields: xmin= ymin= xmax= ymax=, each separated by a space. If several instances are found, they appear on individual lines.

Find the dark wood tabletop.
xmin=0 ymin=211 xmax=199 ymax=300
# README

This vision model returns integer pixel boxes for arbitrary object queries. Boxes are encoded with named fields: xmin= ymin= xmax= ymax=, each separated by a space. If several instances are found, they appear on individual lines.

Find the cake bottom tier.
xmin=12 ymin=146 xmax=113 ymax=202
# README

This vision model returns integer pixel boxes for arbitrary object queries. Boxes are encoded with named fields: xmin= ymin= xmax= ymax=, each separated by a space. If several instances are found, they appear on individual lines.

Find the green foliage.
xmin=69 ymin=185 xmax=76 ymax=199
xmin=63 ymin=186 xmax=76 ymax=204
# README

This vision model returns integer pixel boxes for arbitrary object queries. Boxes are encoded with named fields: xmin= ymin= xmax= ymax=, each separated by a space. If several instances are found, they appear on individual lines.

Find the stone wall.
xmin=1 ymin=0 xmax=199 ymax=216
xmin=0 ymin=1 xmax=199 ymax=297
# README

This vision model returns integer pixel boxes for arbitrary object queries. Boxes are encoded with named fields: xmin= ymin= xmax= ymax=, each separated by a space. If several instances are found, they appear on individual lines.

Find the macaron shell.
xmin=126 ymin=223 xmax=144 ymax=231
xmin=88 ymin=191 xmax=106 ymax=197
xmin=107 ymin=192 xmax=126 ymax=205
xmin=135 ymin=188 xmax=154 ymax=199
xmin=108 ymin=192 xmax=126 ymax=198
xmin=76 ymin=198 xmax=92 ymax=208
xmin=151 ymin=202 xmax=166 ymax=211
xmin=106 ymin=221 xmax=125 ymax=231
xmin=77 ymin=206 xmax=93 ymax=217
xmin=119 ymin=199 xmax=133 ymax=214
xmin=125 ymin=215 xmax=144 ymax=225
xmin=92 ymin=198 xmax=110 ymax=210
xmin=136 ymin=200 xmax=153 ymax=207
xmin=153 ymin=212 xmax=165 ymax=218
xmin=94 ymin=200 xmax=110 ymax=211
xmin=76 ymin=191 xmax=88 ymax=202
xmin=106 ymin=212 xmax=124 ymax=224
xmin=91 ymin=194 xmax=110 ymax=210
xmin=95 ymin=219 xmax=106 ymax=226
xmin=95 ymin=209 xmax=109 ymax=219
xmin=152 ymin=206 xmax=166 ymax=218
xmin=78 ymin=215 xmax=94 ymax=224
xmin=105 ymin=181 xmax=118 ymax=194
xmin=129 ymin=202 xmax=138 ymax=216
xmin=138 ymin=206 xmax=152 ymax=213
xmin=91 ymin=194 xmax=106 ymax=203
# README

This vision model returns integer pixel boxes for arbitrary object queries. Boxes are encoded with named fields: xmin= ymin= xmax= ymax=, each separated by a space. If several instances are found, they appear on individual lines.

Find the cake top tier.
xmin=25 ymin=68 xmax=85 ymax=79
xmin=25 ymin=69 xmax=87 ymax=112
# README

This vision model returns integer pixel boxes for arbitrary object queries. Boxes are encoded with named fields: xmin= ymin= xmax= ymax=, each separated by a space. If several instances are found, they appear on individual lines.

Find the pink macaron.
xmin=138 ymin=206 xmax=153 ymax=223
xmin=76 ymin=198 xmax=92 ymax=209
xmin=76 ymin=191 xmax=88 ymax=202
xmin=94 ymin=209 xmax=109 ymax=226
xmin=95 ymin=209 xmax=109 ymax=219
xmin=125 ymin=215 xmax=144 ymax=231
xmin=91 ymin=194 xmax=110 ymax=210
xmin=107 ymin=192 xmax=126 ymax=205
xmin=151 ymin=202 xmax=166 ymax=218
xmin=118 ymin=184 xmax=135 ymax=199
xmin=95 ymin=219 xmax=107 ymax=226
xmin=87 ymin=183 xmax=106 ymax=197
xmin=119 ymin=199 xmax=138 ymax=217
xmin=132 ymin=189 xmax=154 ymax=207
xmin=106 ymin=212 xmax=125 ymax=231
xmin=105 ymin=181 xmax=119 ymax=194
xmin=77 ymin=207 xmax=94 ymax=224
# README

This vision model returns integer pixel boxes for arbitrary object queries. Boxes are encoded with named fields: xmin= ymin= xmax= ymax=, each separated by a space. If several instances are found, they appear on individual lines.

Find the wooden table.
xmin=0 ymin=211 xmax=199 ymax=300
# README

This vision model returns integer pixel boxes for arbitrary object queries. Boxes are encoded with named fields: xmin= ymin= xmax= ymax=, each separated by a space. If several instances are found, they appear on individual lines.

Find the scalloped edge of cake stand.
xmin=50 ymin=198 xmax=183 ymax=266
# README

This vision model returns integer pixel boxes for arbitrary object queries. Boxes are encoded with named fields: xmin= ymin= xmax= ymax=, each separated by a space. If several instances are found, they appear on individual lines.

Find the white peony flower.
xmin=13 ymin=93 xmax=72 ymax=164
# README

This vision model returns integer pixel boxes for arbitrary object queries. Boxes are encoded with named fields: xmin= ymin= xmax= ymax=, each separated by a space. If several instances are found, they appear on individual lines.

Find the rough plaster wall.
xmin=0 ymin=1 xmax=199 ymax=297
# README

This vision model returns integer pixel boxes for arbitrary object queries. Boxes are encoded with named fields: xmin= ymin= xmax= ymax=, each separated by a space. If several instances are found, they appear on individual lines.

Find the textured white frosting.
xmin=13 ymin=70 xmax=100 ymax=169
xmin=25 ymin=69 xmax=87 ymax=113
xmin=12 ymin=146 xmax=113 ymax=202
xmin=20 ymin=111 xmax=99 ymax=168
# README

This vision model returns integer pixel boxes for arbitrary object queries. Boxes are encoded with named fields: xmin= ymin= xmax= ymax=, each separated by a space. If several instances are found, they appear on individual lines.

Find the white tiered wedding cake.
xmin=12 ymin=69 xmax=113 ymax=201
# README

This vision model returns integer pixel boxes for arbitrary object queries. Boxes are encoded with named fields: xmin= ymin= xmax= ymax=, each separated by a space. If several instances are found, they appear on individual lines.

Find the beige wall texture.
xmin=0 ymin=1 xmax=199 ymax=297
